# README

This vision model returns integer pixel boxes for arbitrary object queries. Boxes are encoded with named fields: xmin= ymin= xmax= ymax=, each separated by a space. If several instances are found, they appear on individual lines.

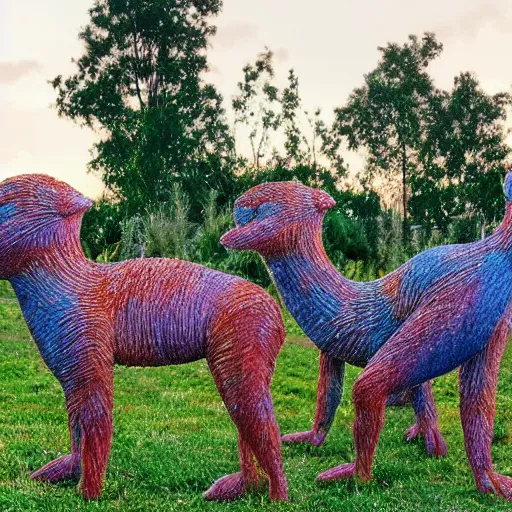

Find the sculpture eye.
xmin=234 ymin=202 xmax=277 ymax=227
xmin=255 ymin=202 xmax=277 ymax=220
xmin=234 ymin=205 xmax=257 ymax=227
xmin=0 ymin=203 xmax=15 ymax=224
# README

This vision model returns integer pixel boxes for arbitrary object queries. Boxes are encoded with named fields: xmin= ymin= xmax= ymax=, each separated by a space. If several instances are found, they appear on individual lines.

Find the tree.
xmin=410 ymin=72 xmax=511 ymax=234
xmin=232 ymin=48 xmax=281 ymax=168
xmin=280 ymin=69 xmax=305 ymax=167
xmin=51 ymin=0 xmax=234 ymax=216
xmin=333 ymin=33 xmax=443 ymax=242
xmin=280 ymin=71 xmax=332 ymax=173
xmin=233 ymin=52 xmax=339 ymax=177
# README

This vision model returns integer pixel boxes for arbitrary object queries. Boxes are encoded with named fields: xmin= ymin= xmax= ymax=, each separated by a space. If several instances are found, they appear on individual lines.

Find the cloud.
xmin=0 ymin=60 xmax=42 ymax=85
xmin=273 ymin=48 xmax=289 ymax=63
xmin=214 ymin=22 xmax=259 ymax=48
xmin=434 ymin=2 xmax=511 ymax=41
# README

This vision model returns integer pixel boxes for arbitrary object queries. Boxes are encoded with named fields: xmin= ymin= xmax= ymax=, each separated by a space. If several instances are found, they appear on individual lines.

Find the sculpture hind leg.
xmin=205 ymin=359 xmax=288 ymax=501
xmin=204 ymin=433 xmax=261 ymax=501
xmin=317 ymin=300 xmax=490 ymax=484
xmin=282 ymin=352 xmax=344 ymax=446
xmin=405 ymin=381 xmax=448 ymax=457
xmin=459 ymin=320 xmax=512 ymax=500
xmin=205 ymin=299 xmax=288 ymax=501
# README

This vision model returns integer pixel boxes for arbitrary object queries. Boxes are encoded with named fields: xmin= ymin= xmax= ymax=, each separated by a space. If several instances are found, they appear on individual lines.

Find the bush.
xmin=448 ymin=216 xmax=480 ymax=244
xmin=81 ymin=198 xmax=124 ymax=260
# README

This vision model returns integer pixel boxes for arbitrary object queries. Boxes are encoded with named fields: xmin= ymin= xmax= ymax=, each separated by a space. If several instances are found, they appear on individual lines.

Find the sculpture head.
xmin=0 ymin=174 xmax=92 ymax=278
xmin=220 ymin=181 xmax=335 ymax=257
xmin=504 ymin=171 xmax=512 ymax=202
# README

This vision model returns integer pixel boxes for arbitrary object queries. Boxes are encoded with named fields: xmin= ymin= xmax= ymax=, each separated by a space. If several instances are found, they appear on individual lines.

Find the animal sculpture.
xmin=221 ymin=175 xmax=512 ymax=500
xmin=0 ymin=174 xmax=288 ymax=502
xmin=222 ymin=182 xmax=446 ymax=457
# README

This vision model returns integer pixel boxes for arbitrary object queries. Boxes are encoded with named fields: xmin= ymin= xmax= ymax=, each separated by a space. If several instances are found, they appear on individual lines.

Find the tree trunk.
xmin=401 ymin=142 xmax=408 ymax=244
xmin=480 ymin=217 xmax=486 ymax=240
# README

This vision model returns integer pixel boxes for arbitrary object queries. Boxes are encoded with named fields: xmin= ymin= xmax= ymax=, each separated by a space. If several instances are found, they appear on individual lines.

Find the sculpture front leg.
xmin=282 ymin=353 xmax=344 ymax=446
xmin=405 ymin=381 xmax=448 ymax=457
xmin=31 ymin=348 xmax=114 ymax=500
xmin=30 ymin=412 xmax=81 ymax=483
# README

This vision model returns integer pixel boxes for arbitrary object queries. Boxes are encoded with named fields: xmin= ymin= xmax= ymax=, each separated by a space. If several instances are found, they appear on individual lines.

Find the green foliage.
xmin=334 ymin=33 xmax=443 ymax=239
xmin=410 ymin=72 xmax=511 ymax=230
xmin=193 ymin=190 xmax=232 ymax=264
xmin=218 ymin=250 xmax=271 ymax=288
xmin=342 ymin=259 xmax=378 ymax=282
xmin=80 ymin=198 xmax=124 ymax=260
xmin=119 ymin=215 xmax=146 ymax=260
xmin=447 ymin=217 xmax=481 ymax=245
xmin=51 ymin=0 xmax=234 ymax=215
xmin=326 ymin=189 xmax=382 ymax=262
xmin=323 ymin=214 xmax=372 ymax=265
xmin=96 ymin=242 xmax=122 ymax=263
xmin=232 ymin=48 xmax=281 ymax=168
xmin=377 ymin=210 xmax=410 ymax=274
xmin=281 ymin=69 xmax=305 ymax=167
xmin=142 ymin=185 xmax=196 ymax=260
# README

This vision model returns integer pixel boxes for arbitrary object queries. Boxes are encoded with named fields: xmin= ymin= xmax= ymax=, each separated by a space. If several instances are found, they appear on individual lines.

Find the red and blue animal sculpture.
xmin=222 ymin=182 xmax=446 ymax=457
xmin=221 ymin=174 xmax=512 ymax=500
xmin=0 ymin=174 xmax=288 ymax=502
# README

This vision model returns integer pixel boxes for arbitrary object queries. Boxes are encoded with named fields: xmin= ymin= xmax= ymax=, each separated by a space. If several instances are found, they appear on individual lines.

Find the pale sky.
xmin=1 ymin=0 xmax=511 ymax=198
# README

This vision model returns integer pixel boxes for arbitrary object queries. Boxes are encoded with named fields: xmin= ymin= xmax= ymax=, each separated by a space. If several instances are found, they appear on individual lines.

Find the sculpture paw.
xmin=316 ymin=462 xmax=358 ymax=482
xmin=78 ymin=479 xmax=102 ymax=501
xmin=30 ymin=454 xmax=80 ymax=483
xmin=204 ymin=472 xmax=246 ymax=501
xmin=269 ymin=477 xmax=289 ymax=501
xmin=405 ymin=424 xmax=448 ymax=457
xmin=478 ymin=471 xmax=512 ymax=501
xmin=282 ymin=430 xmax=326 ymax=447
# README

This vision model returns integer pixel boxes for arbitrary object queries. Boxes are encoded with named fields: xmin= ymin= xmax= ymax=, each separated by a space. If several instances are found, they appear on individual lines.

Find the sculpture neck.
xmin=9 ymin=217 xmax=93 ymax=285
xmin=493 ymin=202 xmax=512 ymax=248
xmin=267 ymin=223 xmax=337 ymax=269
xmin=264 ymin=227 xmax=348 ymax=347
xmin=7 ymin=221 xmax=97 ymax=378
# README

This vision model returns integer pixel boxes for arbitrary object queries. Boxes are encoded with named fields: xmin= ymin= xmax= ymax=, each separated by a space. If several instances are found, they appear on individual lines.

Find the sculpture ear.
xmin=504 ymin=171 xmax=512 ymax=202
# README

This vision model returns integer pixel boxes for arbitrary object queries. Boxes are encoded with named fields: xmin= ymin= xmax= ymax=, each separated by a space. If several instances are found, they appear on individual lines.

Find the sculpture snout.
xmin=220 ymin=229 xmax=241 ymax=250
xmin=59 ymin=191 xmax=93 ymax=218
xmin=313 ymin=190 xmax=336 ymax=212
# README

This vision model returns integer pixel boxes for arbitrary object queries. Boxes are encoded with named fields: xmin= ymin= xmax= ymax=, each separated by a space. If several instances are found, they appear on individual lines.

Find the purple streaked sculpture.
xmin=0 ymin=174 xmax=288 ymax=502
xmin=221 ymin=173 xmax=512 ymax=500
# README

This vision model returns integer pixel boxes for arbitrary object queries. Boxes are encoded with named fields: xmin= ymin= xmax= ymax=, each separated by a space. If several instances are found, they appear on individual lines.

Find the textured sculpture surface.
xmin=0 ymin=174 xmax=288 ymax=502
xmin=221 ymin=175 xmax=512 ymax=500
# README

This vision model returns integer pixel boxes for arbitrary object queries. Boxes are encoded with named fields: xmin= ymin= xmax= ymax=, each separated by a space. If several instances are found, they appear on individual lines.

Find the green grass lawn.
xmin=0 ymin=280 xmax=511 ymax=511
